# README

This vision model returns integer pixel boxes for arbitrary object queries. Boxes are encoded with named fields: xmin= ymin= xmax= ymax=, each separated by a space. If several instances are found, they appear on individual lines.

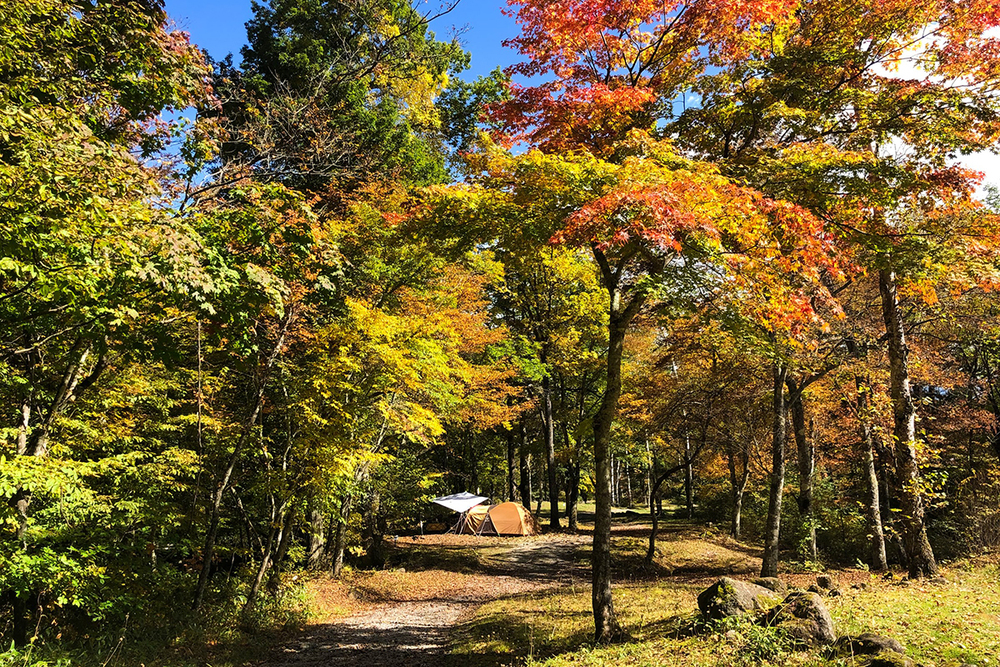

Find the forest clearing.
xmin=4 ymin=0 xmax=1000 ymax=665
xmin=168 ymin=507 xmax=1000 ymax=667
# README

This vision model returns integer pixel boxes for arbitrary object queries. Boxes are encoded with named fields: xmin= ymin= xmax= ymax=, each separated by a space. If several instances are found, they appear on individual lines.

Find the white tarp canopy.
xmin=431 ymin=492 xmax=488 ymax=514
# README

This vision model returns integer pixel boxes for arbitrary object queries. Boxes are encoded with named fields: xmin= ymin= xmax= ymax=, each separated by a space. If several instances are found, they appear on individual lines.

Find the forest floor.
xmin=264 ymin=531 xmax=591 ymax=666
xmin=242 ymin=508 xmax=1000 ymax=667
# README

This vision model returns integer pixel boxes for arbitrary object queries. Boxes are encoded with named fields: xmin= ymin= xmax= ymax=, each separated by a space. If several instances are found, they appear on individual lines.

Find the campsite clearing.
xmin=253 ymin=509 xmax=1000 ymax=667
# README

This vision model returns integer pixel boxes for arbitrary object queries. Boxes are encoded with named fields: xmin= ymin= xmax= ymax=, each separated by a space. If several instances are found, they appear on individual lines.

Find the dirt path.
xmin=270 ymin=600 xmax=475 ymax=666
xmin=264 ymin=534 xmax=588 ymax=667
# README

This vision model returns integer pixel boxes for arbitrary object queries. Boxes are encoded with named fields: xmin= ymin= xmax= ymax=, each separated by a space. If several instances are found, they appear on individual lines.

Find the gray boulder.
xmin=762 ymin=591 xmax=836 ymax=645
xmin=816 ymin=573 xmax=838 ymax=590
xmin=752 ymin=577 xmax=788 ymax=595
xmin=697 ymin=577 xmax=779 ymax=620
xmin=834 ymin=634 xmax=906 ymax=656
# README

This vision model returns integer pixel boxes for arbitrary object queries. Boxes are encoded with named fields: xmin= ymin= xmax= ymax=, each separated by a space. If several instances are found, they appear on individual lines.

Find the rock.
xmin=752 ymin=577 xmax=789 ymax=595
xmin=808 ymin=583 xmax=824 ymax=594
xmin=834 ymin=634 xmax=906 ymax=656
xmin=697 ymin=577 xmax=780 ymax=620
xmin=828 ymin=588 xmax=842 ymax=597
xmin=928 ymin=576 xmax=948 ymax=585
xmin=816 ymin=573 xmax=838 ymax=590
xmin=762 ymin=591 xmax=836 ymax=645
xmin=851 ymin=582 xmax=868 ymax=590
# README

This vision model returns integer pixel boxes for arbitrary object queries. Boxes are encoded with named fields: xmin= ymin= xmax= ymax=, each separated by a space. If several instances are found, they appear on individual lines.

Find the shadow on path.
xmin=263 ymin=535 xmax=589 ymax=667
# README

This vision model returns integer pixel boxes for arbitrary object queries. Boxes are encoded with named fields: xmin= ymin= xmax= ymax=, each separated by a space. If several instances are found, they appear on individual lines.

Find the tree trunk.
xmin=362 ymin=491 xmax=387 ymax=568
xmin=5 ymin=591 xmax=30 ymax=648
xmin=519 ymin=423 xmax=532 ymax=509
xmin=684 ymin=433 xmax=694 ymax=520
xmin=332 ymin=493 xmax=352 ymax=578
xmin=645 ymin=439 xmax=653 ymax=507
xmin=541 ymin=372 xmax=560 ymax=528
xmin=589 ymin=244 xmax=649 ymax=642
xmin=732 ymin=474 xmax=748 ymax=541
xmin=761 ymin=363 xmax=788 ymax=578
xmin=645 ymin=461 xmax=690 ymax=563
xmin=592 ymin=310 xmax=627 ymax=642
xmin=857 ymin=376 xmax=888 ymax=571
xmin=725 ymin=436 xmax=750 ymax=540
xmin=879 ymin=269 xmax=937 ymax=578
xmin=268 ymin=512 xmax=294 ymax=592
xmin=16 ymin=394 xmax=30 ymax=457
xmin=609 ymin=454 xmax=616 ymax=506
xmin=786 ymin=378 xmax=816 ymax=562
xmin=567 ymin=461 xmax=580 ymax=531
xmin=507 ymin=427 xmax=516 ymax=501
xmin=592 ymin=286 xmax=645 ymax=639
xmin=307 ymin=507 xmax=326 ymax=570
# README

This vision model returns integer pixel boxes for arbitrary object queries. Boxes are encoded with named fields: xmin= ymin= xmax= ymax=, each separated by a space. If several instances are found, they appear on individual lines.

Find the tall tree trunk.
xmin=725 ymin=436 xmax=750 ymax=540
xmin=645 ymin=439 xmax=653 ymax=507
xmin=519 ymin=423 xmax=532 ymax=509
xmin=563 ymin=423 xmax=580 ymax=531
xmin=268 ymin=512 xmax=294 ymax=592
xmin=16 ymin=393 xmax=31 ymax=457
xmin=331 ymin=493 xmax=352 ymax=578
xmin=193 ymin=311 xmax=293 ymax=610
xmin=541 ymin=372 xmax=560 ymax=528
xmin=761 ymin=363 xmax=788 ymax=578
xmin=589 ymin=245 xmax=647 ymax=643
xmin=857 ymin=376 xmax=888 ymax=571
xmin=684 ymin=433 xmax=694 ymax=520
xmin=879 ymin=268 xmax=938 ymax=578
xmin=609 ymin=454 xmax=616 ymax=506
xmin=786 ymin=378 xmax=816 ymax=562
xmin=592 ymin=310 xmax=628 ymax=642
xmin=307 ymin=506 xmax=326 ymax=570
xmin=362 ymin=490 xmax=387 ymax=568
xmin=506 ymin=426 xmax=516 ymax=501
xmin=626 ymin=465 xmax=633 ymax=507
xmin=567 ymin=461 xmax=580 ymax=531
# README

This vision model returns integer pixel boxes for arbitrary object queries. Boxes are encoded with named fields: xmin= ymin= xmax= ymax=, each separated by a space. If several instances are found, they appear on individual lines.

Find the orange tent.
xmin=458 ymin=502 xmax=540 ymax=536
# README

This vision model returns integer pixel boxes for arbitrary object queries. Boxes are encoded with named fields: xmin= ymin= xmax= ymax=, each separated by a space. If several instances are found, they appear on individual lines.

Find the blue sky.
xmin=163 ymin=0 xmax=521 ymax=81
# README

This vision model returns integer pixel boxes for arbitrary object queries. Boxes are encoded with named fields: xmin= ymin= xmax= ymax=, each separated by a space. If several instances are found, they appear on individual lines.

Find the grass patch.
xmin=827 ymin=558 xmax=1000 ymax=666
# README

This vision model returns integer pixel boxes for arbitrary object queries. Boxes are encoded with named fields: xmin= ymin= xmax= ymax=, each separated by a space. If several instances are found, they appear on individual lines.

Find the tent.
xmin=431 ymin=492 xmax=489 ymax=535
xmin=431 ymin=491 xmax=488 ymax=514
xmin=458 ymin=502 xmax=540 ymax=536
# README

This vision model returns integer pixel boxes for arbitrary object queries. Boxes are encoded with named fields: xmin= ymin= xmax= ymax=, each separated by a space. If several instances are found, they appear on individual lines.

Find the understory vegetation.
xmin=3 ymin=0 xmax=1000 ymax=664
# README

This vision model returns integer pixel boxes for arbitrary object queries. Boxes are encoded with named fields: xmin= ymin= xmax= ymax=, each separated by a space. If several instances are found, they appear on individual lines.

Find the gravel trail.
xmin=264 ymin=534 xmax=588 ymax=667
